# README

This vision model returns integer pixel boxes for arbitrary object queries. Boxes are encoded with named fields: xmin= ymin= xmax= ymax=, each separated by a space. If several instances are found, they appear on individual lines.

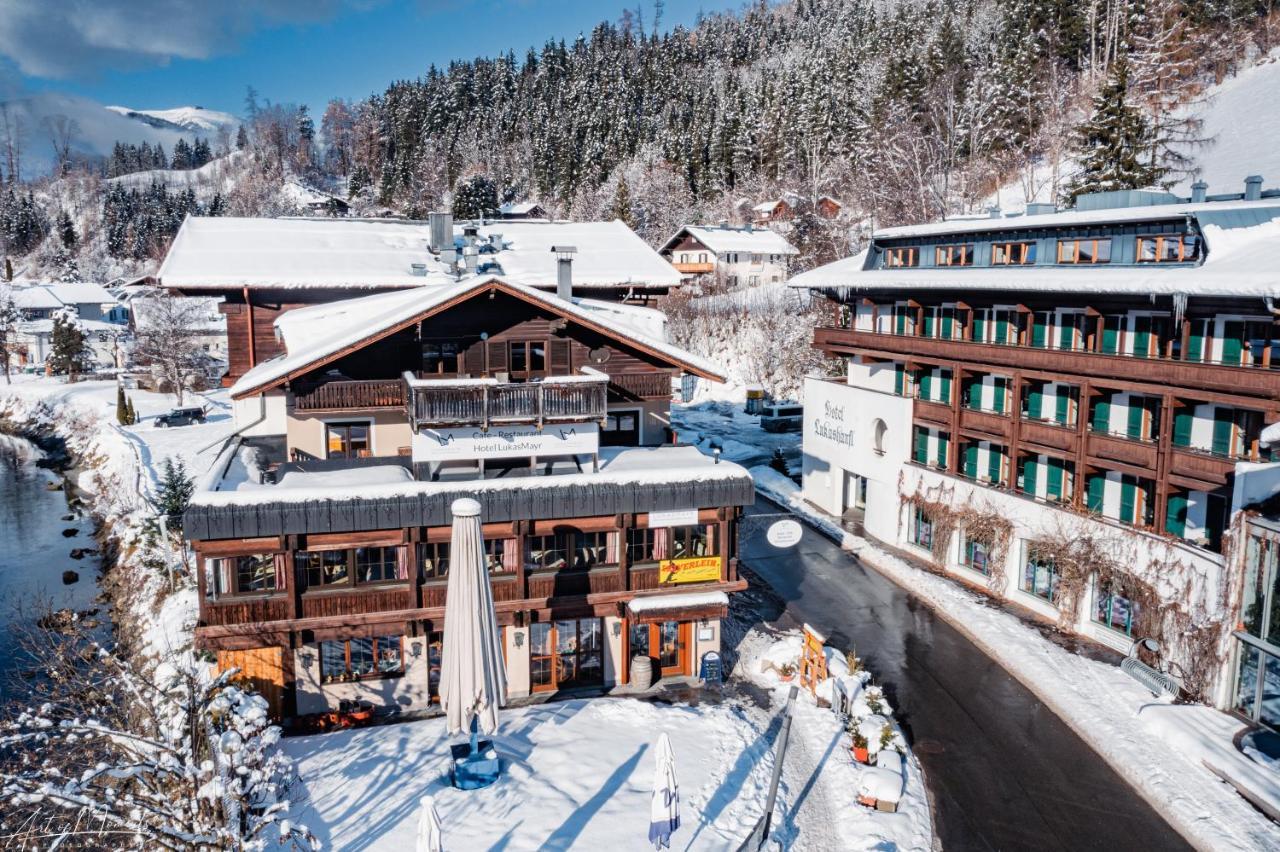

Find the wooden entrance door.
xmin=530 ymin=619 xmax=604 ymax=693
xmin=216 ymin=647 xmax=285 ymax=718
xmin=602 ymin=410 xmax=641 ymax=446
xmin=629 ymin=620 xmax=689 ymax=679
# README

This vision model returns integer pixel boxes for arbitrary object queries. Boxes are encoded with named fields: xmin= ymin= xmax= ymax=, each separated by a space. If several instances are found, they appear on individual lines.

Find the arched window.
xmin=873 ymin=419 xmax=888 ymax=456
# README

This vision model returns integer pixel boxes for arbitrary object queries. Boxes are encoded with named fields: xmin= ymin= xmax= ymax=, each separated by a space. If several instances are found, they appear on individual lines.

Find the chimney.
xmin=1245 ymin=175 xmax=1263 ymax=201
xmin=428 ymin=212 xmax=453 ymax=253
xmin=463 ymin=224 xmax=479 ymax=247
xmin=552 ymin=245 xmax=577 ymax=300
xmin=489 ymin=232 xmax=503 ymax=252
xmin=987 ymin=205 xmax=1001 ymax=219
xmin=1191 ymin=180 xmax=1208 ymax=204
xmin=745 ymin=222 xmax=753 ymax=232
xmin=463 ymin=245 xmax=478 ymax=275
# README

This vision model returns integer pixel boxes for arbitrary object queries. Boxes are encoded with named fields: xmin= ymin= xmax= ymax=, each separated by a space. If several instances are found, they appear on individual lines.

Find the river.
xmin=0 ymin=433 xmax=104 ymax=702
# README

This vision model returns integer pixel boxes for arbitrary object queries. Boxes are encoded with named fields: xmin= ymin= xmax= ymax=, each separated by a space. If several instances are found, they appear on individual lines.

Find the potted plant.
xmin=865 ymin=686 xmax=885 ymax=715
xmin=879 ymin=723 xmax=896 ymax=754
xmin=850 ymin=727 xmax=869 ymax=764
xmin=778 ymin=662 xmax=796 ymax=682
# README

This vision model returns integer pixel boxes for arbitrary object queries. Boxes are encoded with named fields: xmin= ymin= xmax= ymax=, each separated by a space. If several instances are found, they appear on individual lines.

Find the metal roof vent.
xmin=1191 ymin=180 xmax=1208 ymax=203
xmin=428 ymin=212 xmax=452 ymax=253
xmin=1245 ymin=175 xmax=1264 ymax=201
xmin=987 ymin=206 xmax=1001 ymax=219
xmin=1025 ymin=202 xmax=1056 ymax=216
xmin=552 ymin=245 xmax=576 ymax=301
xmin=410 ymin=262 xmax=428 ymax=276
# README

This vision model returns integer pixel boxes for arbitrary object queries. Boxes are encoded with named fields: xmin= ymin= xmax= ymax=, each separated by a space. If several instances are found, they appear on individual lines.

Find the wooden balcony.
xmin=673 ymin=262 xmax=716 ymax=274
xmin=914 ymin=399 xmax=952 ymax=427
xmin=408 ymin=374 xmax=608 ymax=429
xmin=1087 ymin=431 xmax=1158 ymax=470
xmin=1020 ymin=419 xmax=1077 ymax=454
xmin=292 ymin=379 xmax=406 ymax=412
xmin=609 ymin=372 xmax=674 ymax=400
xmin=1168 ymin=447 xmax=1237 ymax=489
xmin=300 ymin=586 xmax=414 ymax=620
xmin=959 ymin=407 xmax=1011 ymax=439
xmin=815 ymin=327 xmax=1280 ymax=402
xmin=202 ymin=596 xmax=291 ymax=627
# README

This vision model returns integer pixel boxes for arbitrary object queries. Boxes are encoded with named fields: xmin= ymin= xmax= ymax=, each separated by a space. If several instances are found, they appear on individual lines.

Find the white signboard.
xmin=766 ymin=518 xmax=803 ymax=548
xmin=413 ymin=422 xmax=599 ymax=462
xmin=647 ymin=507 xmax=700 ymax=528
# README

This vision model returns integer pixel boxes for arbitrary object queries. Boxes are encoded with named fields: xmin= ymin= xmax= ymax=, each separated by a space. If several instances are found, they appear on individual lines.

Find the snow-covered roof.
xmin=230 ymin=275 xmax=725 ymax=398
xmin=18 ymin=318 xmax=126 ymax=335
xmin=280 ymin=180 xmax=345 ymax=208
xmin=753 ymin=200 xmax=783 ymax=213
xmin=791 ymin=202 xmax=1280 ymax=298
xmin=10 ymin=282 xmax=117 ymax=310
xmin=499 ymin=201 xmax=543 ymax=216
xmin=158 ymin=216 xmax=680 ymax=291
xmin=626 ymin=591 xmax=729 ymax=613
xmin=662 ymin=225 xmax=798 ymax=256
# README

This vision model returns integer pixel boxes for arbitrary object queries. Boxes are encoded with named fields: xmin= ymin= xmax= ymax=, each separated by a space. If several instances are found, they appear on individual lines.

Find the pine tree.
xmin=1065 ymin=56 xmax=1162 ymax=203
xmin=608 ymin=176 xmax=636 ymax=228
xmin=48 ymin=307 xmax=90 ymax=379
xmin=157 ymin=457 xmax=195 ymax=527
xmin=125 ymin=396 xmax=137 ymax=425
xmin=57 ymin=210 xmax=77 ymax=249
xmin=0 ymin=285 xmax=19 ymax=385
xmin=452 ymin=174 xmax=499 ymax=219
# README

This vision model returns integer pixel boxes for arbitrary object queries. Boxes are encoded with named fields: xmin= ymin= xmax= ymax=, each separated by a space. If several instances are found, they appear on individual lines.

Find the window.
xmin=509 ymin=341 xmax=548 ymax=376
xmin=991 ymin=241 xmax=1036 ymax=265
xmin=510 ymin=342 xmax=527 ymax=373
xmin=325 ymin=422 xmax=370 ymax=459
xmin=934 ymin=244 xmax=974 ymax=266
xmin=422 ymin=341 xmax=460 ymax=374
xmin=1056 ymin=238 xmax=1112 ymax=264
xmin=750 ymin=253 xmax=763 ymax=264
xmin=355 ymin=546 xmax=398 ymax=583
xmin=210 ymin=554 xmax=279 ymax=595
xmin=628 ymin=527 xmax=657 ymax=563
xmin=574 ymin=531 xmax=613 ymax=568
xmin=1022 ymin=551 xmax=1058 ymax=603
xmin=910 ymin=506 xmax=934 ymax=550
xmin=961 ymin=534 xmax=990 ymax=575
xmin=320 ymin=635 xmax=404 ymax=683
xmin=297 ymin=549 xmax=350 ymax=588
xmin=627 ymin=525 xmax=716 ymax=562
xmin=421 ymin=542 xmax=450 ymax=579
xmin=1094 ymin=582 xmax=1138 ymax=635
xmin=885 ymin=247 xmax=918 ymax=268
xmin=1137 ymin=234 xmax=1201 ymax=263
xmin=669 ymin=524 xmax=717 ymax=559
xmin=528 ymin=533 xmax=571 ymax=570
xmin=873 ymin=419 xmax=888 ymax=455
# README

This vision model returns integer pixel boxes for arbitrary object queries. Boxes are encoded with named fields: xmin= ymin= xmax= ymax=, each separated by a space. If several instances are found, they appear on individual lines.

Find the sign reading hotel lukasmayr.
xmin=659 ymin=556 xmax=721 ymax=584
xmin=412 ymin=422 xmax=599 ymax=461
xmin=811 ymin=398 xmax=856 ymax=448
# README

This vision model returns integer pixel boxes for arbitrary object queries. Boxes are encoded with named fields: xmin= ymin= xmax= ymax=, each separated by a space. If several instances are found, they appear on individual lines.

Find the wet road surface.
xmin=740 ymin=497 xmax=1192 ymax=851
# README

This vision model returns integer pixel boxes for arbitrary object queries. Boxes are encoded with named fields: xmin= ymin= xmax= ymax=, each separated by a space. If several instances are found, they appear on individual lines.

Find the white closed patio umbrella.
xmin=439 ymin=497 xmax=507 ymax=747
xmin=415 ymin=794 xmax=443 ymax=852
xmin=648 ymin=732 xmax=681 ymax=849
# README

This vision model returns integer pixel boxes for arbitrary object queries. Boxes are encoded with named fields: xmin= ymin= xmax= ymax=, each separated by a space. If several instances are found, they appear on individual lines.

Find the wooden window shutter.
xmin=550 ymin=339 xmax=571 ymax=373
xmin=463 ymin=344 xmax=486 ymax=377
xmin=487 ymin=340 xmax=509 ymax=373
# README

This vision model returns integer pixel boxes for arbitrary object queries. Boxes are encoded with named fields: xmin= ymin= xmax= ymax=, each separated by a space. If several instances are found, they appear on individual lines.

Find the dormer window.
xmin=1137 ymin=234 xmax=1201 ymax=263
xmin=885 ymin=247 xmax=918 ymax=268
xmin=934 ymin=244 xmax=974 ymax=266
xmin=992 ymin=241 xmax=1037 ymax=265
xmin=1056 ymin=238 xmax=1112 ymax=264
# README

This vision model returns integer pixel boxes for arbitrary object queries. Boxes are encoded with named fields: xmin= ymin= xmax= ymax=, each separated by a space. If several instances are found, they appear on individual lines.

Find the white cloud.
xmin=0 ymin=0 xmax=355 ymax=79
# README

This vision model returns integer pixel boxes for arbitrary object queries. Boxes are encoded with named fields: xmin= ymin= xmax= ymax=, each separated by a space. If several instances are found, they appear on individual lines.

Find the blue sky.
xmin=5 ymin=1 xmax=743 ymax=115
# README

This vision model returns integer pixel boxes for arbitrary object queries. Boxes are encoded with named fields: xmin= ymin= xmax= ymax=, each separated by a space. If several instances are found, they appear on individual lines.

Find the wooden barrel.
xmin=630 ymin=655 xmax=653 ymax=689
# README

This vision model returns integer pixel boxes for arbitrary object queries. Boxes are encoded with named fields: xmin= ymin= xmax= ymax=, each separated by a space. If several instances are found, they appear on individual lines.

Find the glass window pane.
xmin=376 ymin=636 xmax=403 ymax=673
xmin=1262 ymin=653 xmax=1280 ymax=729
xmin=321 ymin=641 xmax=346 ymax=683
xmin=530 ymin=343 xmax=546 ymax=372
xmin=630 ymin=623 xmax=650 ymax=657
xmin=349 ymin=638 xmax=374 ymax=676
xmin=423 ymin=542 xmax=450 ymax=579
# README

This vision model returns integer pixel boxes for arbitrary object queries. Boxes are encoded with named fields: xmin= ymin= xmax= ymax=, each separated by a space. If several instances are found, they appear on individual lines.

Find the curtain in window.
xmin=606 ymin=532 xmax=619 ymax=563
xmin=705 ymin=525 xmax=717 ymax=556
xmin=502 ymin=538 xmax=521 ymax=573
xmin=274 ymin=553 xmax=288 ymax=591
xmin=396 ymin=545 xmax=409 ymax=580
xmin=653 ymin=527 xmax=670 ymax=560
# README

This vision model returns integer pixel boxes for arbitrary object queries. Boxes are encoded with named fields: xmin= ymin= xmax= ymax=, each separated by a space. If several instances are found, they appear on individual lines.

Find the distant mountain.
xmin=105 ymin=105 xmax=240 ymax=135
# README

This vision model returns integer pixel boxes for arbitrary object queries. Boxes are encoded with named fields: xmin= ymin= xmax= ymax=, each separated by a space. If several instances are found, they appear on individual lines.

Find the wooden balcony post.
xmin=618 ymin=513 xmax=632 ymax=590
xmin=1179 ymin=317 xmax=1191 ymax=361
xmin=410 ymin=528 xmax=423 ymax=610
xmin=1154 ymin=393 xmax=1176 ymax=533
xmin=1008 ymin=372 xmax=1024 ymax=489
xmin=285 ymin=535 xmax=300 ymax=620
xmin=1073 ymin=383 xmax=1091 ymax=508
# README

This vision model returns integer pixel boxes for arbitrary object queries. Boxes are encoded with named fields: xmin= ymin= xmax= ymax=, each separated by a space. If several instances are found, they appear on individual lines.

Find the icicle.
xmin=1171 ymin=292 xmax=1187 ymax=327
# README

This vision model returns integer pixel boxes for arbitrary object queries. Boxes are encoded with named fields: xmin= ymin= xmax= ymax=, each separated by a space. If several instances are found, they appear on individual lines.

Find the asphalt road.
xmin=740 ymin=497 xmax=1193 ymax=852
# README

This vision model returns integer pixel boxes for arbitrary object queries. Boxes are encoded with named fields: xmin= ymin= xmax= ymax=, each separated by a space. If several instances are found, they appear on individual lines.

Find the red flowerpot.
xmin=852 ymin=745 xmax=869 ymax=763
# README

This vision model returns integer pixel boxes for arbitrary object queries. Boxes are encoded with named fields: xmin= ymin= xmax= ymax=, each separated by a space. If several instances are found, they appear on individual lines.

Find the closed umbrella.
xmin=648 ymin=732 xmax=680 ymax=849
xmin=415 ymin=795 xmax=443 ymax=852
xmin=439 ymin=497 xmax=507 ymax=747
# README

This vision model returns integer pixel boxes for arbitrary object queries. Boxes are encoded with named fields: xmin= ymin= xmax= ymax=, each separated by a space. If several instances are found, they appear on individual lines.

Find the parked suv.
xmin=760 ymin=402 xmax=803 ymax=433
xmin=154 ymin=406 xmax=207 ymax=428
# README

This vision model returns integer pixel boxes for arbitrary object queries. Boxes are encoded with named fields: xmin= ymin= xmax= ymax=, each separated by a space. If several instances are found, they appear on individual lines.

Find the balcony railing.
xmin=292 ymin=378 xmax=407 ymax=411
xmin=407 ymin=371 xmax=608 ymax=429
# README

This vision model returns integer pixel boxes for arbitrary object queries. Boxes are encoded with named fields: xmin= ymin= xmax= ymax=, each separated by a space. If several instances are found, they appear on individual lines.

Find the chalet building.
xmin=750 ymin=194 xmax=841 ymax=226
xmin=185 ymin=272 xmax=752 ymax=720
xmin=659 ymin=224 xmax=798 ymax=287
xmin=10 ymin=282 xmax=127 ymax=369
xmin=498 ymin=201 xmax=548 ymax=220
xmin=156 ymin=214 xmax=682 ymax=386
xmin=790 ymin=178 xmax=1280 ymax=713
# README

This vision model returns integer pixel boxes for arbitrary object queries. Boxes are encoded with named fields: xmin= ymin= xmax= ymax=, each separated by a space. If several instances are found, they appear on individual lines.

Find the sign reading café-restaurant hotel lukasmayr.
xmin=413 ymin=423 xmax=600 ymax=461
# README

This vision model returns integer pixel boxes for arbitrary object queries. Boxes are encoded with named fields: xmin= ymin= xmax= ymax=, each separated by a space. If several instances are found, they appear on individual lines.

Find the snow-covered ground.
xmin=751 ymin=469 xmax=1280 ymax=852
xmin=283 ymin=625 xmax=932 ymax=852
xmin=673 ymin=400 xmax=803 ymax=472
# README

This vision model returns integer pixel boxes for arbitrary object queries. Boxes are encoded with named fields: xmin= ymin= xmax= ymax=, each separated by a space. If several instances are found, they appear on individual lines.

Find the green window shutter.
xmin=895 ymin=308 xmax=906 ymax=335
xmin=1058 ymin=320 xmax=1074 ymax=350
xmin=1091 ymin=398 xmax=1111 ymax=432
xmin=894 ymin=364 xmax=905 ymax=396
xmin=1101 ymin=317 xmax=1120 ymax=355
xmin=1026 ymin=387 xmax=1044 ymax=420
xmin=988 ymin=447 xmax=1002 ymax=483
xmin=973 ymin=313 xmax=987 ymax=342
xmin=1222 ymin=321 xmax=1245 ymax=365
xmin=914 ymin=428 xmax=928 ymax=464
xmin=995 ymin=314 xmax=1009 ymax=344
xmin=967 ymin=380 xmax=982 ymax=409
xmin=1087 ymin=475 xmax=1105 ymax=512
xmin=1047 ymin=458 xmax=1064 ymax=499
xmin=941 ymin=310 xmax=954 ymax=340
xmin=936 ymin=433 xmax=949 ymax=467
xmin=1119 ymin=478 xmax=1136 ymax=523
xmin=964 ymin=445 xmax=978 ymax=478
xmin=1173 ymin=409 xmax=1193 ymax=446
xmin=921 ymin=371 xmax=933 ymax=400
xmin=939 ymin=370 xmax=952 ymax=404
xmin=1165 ymin=494 xmax=1189 ymax=538
xmin=1031 ymin=314 xmax=1047 ymax=348
xmin=1127 ymin=399 xmax=1145 ymax=440
xmin=1212 ymin=408 xmax=1233 ymax=456
xmin=923 ymin=311 xmax=935 ymax=337
xmin=1132 ymin=316 xmax=1151 ymax=359
xmin=993 ymin=378 xmax=1007 ymax=413
xmin=1023 ymin=458 xmax=1038 ymax=496
xmin=1187 ymin=320 xmax=1205 ymax=362
xmin=1055 ymin=390 xmax=1070 ymax=426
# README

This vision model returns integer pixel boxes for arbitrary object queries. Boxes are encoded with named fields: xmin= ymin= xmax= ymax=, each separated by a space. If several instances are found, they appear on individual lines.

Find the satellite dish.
xmin=589 ymin=348 xmax=611 ymax=363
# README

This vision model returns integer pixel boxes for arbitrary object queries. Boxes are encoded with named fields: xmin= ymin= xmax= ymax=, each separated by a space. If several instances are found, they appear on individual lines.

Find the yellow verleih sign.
xmin=659 ymin=556 xmax=721 ymax=584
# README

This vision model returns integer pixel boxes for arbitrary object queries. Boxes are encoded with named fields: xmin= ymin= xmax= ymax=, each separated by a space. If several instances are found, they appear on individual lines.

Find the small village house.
xmin=10 ymin=282 xmax=127 ymax=369
xmin=659 ymin=224 xmax=798 ymax=288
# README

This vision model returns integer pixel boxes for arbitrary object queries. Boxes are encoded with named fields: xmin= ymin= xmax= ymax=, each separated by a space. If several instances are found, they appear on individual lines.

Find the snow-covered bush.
xmin=0 ymin=629 xmax=316 ymax=850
